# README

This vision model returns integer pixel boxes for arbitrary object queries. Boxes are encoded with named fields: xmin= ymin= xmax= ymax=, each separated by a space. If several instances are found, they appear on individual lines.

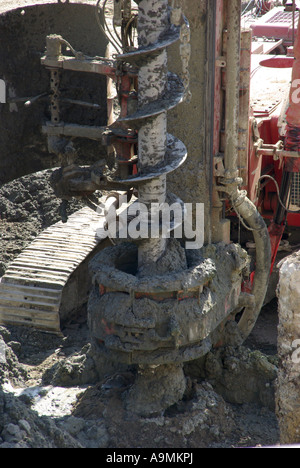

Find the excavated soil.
xmin=0 ymin=170 xmax=281 ymax=449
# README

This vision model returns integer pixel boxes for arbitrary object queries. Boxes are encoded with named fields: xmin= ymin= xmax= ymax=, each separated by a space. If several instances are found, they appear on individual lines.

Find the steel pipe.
xmin=223 ymin=0 xmax=241 ymax=179
xmin=222 ymin=0 xmax=272 ymax=342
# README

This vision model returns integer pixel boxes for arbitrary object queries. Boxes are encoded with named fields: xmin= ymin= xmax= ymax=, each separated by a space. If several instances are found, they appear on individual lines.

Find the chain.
xmin=180 ymin=21 xmax=192 ymax=104
xmin=170 ymin=2 xmax=192 ymax=104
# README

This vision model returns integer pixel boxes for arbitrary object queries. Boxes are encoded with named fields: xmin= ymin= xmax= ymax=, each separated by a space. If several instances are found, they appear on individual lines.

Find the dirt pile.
xmin=197 ymin=346 xmax=277 ymax=410
xmin=0 ymin=322 xmax=111 ymax=448
xmin=0 ymin=169 xmax=84 ymax=276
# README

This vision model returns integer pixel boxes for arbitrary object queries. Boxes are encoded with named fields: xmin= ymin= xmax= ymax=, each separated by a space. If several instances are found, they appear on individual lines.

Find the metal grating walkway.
xmin=0 ymin=206 xmax=106 ymax=333
xmin=266 ymin=10 xmax=299 ymax=24
xmin=291 ymin=172 xmax=300 ymax=208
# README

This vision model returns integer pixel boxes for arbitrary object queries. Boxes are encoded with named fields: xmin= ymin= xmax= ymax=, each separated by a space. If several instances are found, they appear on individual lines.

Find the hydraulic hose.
xmin=231 ymin=190 xmax=272 ymax=342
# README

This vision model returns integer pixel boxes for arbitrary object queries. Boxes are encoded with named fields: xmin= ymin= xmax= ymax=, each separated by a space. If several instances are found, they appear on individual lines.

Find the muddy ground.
xmin=0 ymin=170 xmax=283 ymax=449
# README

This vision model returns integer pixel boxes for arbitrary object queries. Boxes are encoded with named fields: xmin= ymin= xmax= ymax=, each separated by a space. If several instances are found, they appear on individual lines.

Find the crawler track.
xmin=0 ymin=206 xmax=106 ymax=333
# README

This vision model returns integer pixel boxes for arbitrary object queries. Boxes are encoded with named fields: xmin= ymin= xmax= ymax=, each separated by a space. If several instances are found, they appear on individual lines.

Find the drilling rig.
xmin=1 ymin=0 xmax=299 ymax=415
xmin=38 ymin=0 xmax=272 ymax=415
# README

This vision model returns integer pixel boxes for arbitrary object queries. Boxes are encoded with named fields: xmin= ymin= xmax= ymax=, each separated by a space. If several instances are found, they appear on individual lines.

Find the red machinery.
xmin=239 ymin=1 xmax=300 ymax=275
xmin=250 ymin=2 xmax=299 ymax=48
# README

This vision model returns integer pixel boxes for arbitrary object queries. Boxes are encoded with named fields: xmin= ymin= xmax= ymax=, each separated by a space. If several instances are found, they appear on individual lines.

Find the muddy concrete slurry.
xmin=0 ymin=320 xmax=279 ymax=448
